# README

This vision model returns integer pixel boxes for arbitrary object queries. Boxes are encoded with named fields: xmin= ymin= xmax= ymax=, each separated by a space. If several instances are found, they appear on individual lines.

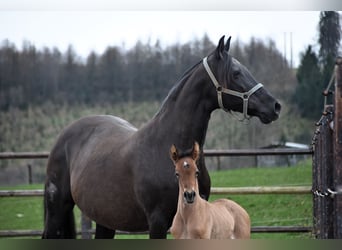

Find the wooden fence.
xmin=0 ymin=148 xmax=313 ymax=238
xmin=0 ymin=148 xmax=311 ymax=159
xmin=311 ymin=57 xmax=342 ymax=239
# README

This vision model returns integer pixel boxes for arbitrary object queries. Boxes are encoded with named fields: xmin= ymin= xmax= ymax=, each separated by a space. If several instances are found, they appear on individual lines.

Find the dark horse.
xmin=42 ymin=36 xmax=281 ymax=239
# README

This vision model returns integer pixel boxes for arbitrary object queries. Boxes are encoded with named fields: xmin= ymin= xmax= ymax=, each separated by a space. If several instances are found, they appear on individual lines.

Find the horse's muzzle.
xmin=184 ymin=191 xmax=196 ymax=204
xmin=274 ymin=101 xmax=281 ymax=118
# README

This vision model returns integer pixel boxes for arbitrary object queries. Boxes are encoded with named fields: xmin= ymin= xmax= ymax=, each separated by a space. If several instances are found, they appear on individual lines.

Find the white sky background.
xmin=1 ymin=0 xmax=342 ymax=67
xmin=0 ymin=11 xmax=321 ymax=67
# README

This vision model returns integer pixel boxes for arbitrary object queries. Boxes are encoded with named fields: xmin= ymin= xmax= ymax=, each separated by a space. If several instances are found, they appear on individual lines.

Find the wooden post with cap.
xmin=334 ymin=57 xmax=342 ymax=238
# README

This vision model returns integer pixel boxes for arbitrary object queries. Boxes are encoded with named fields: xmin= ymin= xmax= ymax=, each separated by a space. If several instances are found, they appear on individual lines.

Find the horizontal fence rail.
xmin=0 ymin=151 xmax=50 ymax=159
xmin=0 ymin=148 xmax=313 ymax=160
xmin=212 ymin=186 xmax=312 ymax=195
xmin=0 ymin=186 xmax=312 ymax=198
xmin=204 ymin=148 xmax=313 ymax=156
xmin=0 ymin=190 xmax=44 ymax=197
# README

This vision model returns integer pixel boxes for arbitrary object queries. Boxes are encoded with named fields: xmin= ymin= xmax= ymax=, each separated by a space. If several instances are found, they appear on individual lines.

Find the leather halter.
xmin=203 ymin=56 xmax=263 ymax=122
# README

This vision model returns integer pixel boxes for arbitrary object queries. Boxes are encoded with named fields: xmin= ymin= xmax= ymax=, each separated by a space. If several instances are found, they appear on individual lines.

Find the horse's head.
xmin=170 ymin=142 xmax=200 ymax=204
xmin=204 ymin=36 xmax=281 ymax=124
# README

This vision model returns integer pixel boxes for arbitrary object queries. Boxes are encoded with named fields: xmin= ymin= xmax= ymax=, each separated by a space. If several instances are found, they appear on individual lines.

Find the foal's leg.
xmin=95 ymin=224 xmax=116 ymax=239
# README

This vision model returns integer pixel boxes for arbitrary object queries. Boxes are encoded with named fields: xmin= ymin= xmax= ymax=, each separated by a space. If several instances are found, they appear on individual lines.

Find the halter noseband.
xmin=203 ymin=56 xmax=263 ymax=122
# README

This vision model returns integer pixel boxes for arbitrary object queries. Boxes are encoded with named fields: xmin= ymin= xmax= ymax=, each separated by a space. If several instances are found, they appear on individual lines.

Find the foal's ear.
xmin=215 ymin=35 xmax=225 ymax=59
xmin=170 ymin=144 xmax=178 ymax=163
xmin=225 ymin=36 xmax=232 ymax=52
xmin=192 ymin=142 xmax=200 ymax=161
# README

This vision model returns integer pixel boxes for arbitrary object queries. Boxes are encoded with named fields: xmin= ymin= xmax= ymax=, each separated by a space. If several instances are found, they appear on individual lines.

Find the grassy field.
xmin=0 ymin=160 xmax=313 ymax=239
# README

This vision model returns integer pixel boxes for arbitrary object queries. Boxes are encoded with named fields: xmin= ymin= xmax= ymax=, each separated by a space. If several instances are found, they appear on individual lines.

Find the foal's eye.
xmin=175 ymin=172 xmax=179 ymax=178
xmin=195 ymin=171 xmax=199 ymax=177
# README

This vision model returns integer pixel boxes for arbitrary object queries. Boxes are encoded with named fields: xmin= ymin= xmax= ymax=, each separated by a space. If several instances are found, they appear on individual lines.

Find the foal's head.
xmin=170 ymin=142 xmax=200 ymax=204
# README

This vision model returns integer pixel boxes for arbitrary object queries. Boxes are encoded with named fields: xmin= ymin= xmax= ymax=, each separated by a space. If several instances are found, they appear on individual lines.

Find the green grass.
xmin=209 ymin=160 xmax=313 ymax=239
xmin=0 ymin=161 xmax=313 ymax=239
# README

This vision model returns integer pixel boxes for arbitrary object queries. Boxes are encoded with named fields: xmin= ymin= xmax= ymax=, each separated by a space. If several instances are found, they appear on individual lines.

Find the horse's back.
xmin=47 ymin=115 xmax=136 ymax=173
xmin=57 ymin=115 xmax=136 ymax=147
xmin=213 ymin=199 xmax=251 ymax=239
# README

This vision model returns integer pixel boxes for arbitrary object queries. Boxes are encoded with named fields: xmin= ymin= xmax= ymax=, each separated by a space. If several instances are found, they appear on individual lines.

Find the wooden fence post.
xmin=27 ymin=164 xmax=32 ymax=185
xmin=333 ymin=57 xmax=342 ymax=238
xmin=312 ymin=106 xmax=334 ymax=238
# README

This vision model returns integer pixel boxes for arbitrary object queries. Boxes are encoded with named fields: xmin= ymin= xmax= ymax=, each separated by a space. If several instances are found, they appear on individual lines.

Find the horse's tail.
xmin=42 ymin=139 xmax=76 ymax=239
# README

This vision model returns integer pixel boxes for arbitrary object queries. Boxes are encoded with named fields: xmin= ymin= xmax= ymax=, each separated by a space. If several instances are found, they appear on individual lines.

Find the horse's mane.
xmin=152 ymin=51 xmax=232 ymax=118
xmin=152 ymin=59 xmax=203 ymax=118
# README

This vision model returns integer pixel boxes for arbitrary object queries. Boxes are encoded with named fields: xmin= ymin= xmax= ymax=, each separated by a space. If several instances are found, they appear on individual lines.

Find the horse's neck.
xmin=144 ymin=67 xmax=215 ymax=148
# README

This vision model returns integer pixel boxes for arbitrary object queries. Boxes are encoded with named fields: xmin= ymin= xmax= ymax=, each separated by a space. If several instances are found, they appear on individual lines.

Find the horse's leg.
xmin=42 ymin=179 xmax=76 ymax=238
xmin=42 ymin=155 xmax=76 ymax=239
xmin=198 ymin=159 xmax=211 ymax=201
xmin=95 ymin=224 xmax=116 ymax=239
xmin=148 ymin=211 xmax=169 ymax=239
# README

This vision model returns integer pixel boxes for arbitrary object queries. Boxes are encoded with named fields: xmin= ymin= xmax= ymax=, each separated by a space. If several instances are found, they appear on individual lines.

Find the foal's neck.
xmin=177 ymin=188 xmax=206 ymax=219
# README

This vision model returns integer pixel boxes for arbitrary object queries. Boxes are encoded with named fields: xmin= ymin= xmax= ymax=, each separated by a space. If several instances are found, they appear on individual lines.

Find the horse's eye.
xmin=175 ymin=172 xmax=179 ymax=178
xmin=195 ymin=171 xmax=199 ymax=177
xmin=233 ymin=70 xmax=241 ymax=80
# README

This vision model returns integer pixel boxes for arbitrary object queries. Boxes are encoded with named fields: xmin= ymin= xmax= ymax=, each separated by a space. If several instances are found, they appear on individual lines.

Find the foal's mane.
xmin=174 ymin=147 xmax=194 ymax=160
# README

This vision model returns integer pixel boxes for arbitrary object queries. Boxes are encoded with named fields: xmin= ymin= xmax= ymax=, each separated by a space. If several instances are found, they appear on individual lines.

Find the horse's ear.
xmin=215 ymin=35 xmax=225 ymax=59
xmin=170 ymin=144 xmax=178 ymax=163
xmin=225 ymin=36 xmax=232 ymax=52
xmin=192 ymin=142 xmax=200 ymax=161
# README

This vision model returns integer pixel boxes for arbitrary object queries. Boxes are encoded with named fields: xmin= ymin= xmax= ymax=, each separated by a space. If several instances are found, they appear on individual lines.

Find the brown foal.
xmin=169 ymin=142 xmax=251 ymax=239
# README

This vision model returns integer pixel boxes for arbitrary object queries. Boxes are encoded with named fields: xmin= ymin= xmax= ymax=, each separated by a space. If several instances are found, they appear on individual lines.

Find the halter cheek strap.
xmin=202 ymin=56 xmax=263 ymax=122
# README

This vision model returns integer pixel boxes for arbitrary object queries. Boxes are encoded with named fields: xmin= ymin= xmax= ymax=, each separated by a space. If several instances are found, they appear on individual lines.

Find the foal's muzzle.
xmin=184 ymin=191 xmax=196 ymax=204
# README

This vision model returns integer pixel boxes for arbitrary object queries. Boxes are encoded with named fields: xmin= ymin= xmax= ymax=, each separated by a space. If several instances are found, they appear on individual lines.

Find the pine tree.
xmin=318 ymin=11 xmax=341 ymax=88
xmin=293 ymin=11 xmax=341 ymax=120
xmin=293 ymin=46 xmax=323 ymax=119
xmin=318 ymin=11 xmax=341 ymax=63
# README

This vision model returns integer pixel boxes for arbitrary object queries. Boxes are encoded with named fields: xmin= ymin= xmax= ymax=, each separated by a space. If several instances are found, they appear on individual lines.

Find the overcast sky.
xmin=0 ymin=11 xmax=323 ymax=67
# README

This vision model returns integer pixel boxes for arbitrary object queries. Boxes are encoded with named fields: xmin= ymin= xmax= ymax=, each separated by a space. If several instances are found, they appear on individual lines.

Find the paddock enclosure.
xmin=1 ymin=58 xmax=342 ymax=239
xmin=0 ymin=149 xmax=312 ymax=238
